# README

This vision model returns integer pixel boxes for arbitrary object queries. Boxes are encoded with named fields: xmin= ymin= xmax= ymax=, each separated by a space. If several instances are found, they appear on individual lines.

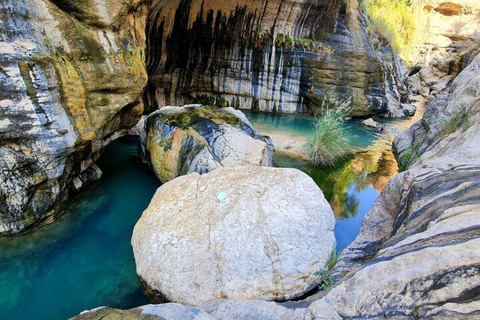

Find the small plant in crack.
xmin=314 ymin=247 xmax=342 ymax=290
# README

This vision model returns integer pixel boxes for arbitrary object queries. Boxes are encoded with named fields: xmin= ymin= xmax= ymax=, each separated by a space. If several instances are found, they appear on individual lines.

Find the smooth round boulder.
xmin=132 ymin=166 xmax=336 ymax=306
xmin=141 ymin=105 xmax=274 ymax=183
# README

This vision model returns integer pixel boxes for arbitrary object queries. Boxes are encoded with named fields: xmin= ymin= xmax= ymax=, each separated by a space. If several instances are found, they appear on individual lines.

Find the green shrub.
xmin=306 ymin=98 xmax=352 ymax=167
xmin=398 ymin=147 xmax=417 ymax=171
xmin=361 ymin=0 xmax=426 ymax=64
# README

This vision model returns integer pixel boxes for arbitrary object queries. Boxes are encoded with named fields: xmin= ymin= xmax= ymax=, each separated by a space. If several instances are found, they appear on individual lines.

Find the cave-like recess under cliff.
xmin=144 ymin=0 xmax=406 ymax=116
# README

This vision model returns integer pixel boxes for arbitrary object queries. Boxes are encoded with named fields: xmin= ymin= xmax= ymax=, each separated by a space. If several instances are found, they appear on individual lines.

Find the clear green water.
xmin=244 ymin=111 xmax=398 ymax=251
xmin=243 ymin=110 xmax=381 ymax=149
xmin=0 ymin=112 xmax=397 ymax=319
xmin=0 ymin=140 xmax=160 ymax=320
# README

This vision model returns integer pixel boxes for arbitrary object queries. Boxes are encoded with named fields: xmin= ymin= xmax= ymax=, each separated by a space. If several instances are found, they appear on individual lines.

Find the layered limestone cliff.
xmin=0 ymin=0 xmax=149 ymax=235
xmin=145 ymin=0 xmax=407 ymax=117
xmin=324 ymin=49 xmax=480 ymax=319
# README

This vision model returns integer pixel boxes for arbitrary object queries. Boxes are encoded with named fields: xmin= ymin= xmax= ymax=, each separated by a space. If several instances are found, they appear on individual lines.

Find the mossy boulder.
xmin=141 ymin=105 xmax=274 ymax=183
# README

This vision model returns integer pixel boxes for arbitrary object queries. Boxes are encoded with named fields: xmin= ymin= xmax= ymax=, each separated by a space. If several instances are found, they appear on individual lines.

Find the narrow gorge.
xmin=0 ymin=0 xmax=479 ymax=319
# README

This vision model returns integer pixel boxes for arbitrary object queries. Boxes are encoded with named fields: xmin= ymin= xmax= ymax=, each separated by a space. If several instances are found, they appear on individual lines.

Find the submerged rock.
xmin=141 ymin=105 xmax=274 ymax=183
xmin=132 ymin=166 xmax=336 ymax=306
xmin=401 ymin=103 xmax=416 ymax=116
xmin=361 ymin=118 xmax=380 ymax=128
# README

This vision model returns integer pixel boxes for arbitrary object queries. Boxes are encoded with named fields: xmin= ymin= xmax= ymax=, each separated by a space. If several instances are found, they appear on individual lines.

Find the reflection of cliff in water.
xmin=274 ymin=137 xmax=398 ymax=220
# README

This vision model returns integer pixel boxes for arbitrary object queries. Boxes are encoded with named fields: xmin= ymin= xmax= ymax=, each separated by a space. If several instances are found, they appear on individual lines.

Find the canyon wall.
xmin=0 ymin=0 xmax=149 ymax=235
xmin=75 ymin=35 xmax=480 ymax=320
xmin=145 ymin=0 xmax=407 ymax=117
xmin=408 ymin=0 xmax=480 ymax=101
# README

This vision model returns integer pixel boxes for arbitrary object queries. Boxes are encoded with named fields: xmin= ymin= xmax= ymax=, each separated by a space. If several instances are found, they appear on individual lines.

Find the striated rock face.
xmin=76 ymin=52 xmax=479 ymax=320
xmin=145 ymin=0 xmax=406 ymax=117
xmin=0 ymin=0 xmax=149 ymax=235
xmin=141 ymin=105 xmax=274 ymax=183
xmin=132 ymin=166 xmax=336 ymax=306
xmin=319 ymin=51 xmax=480 ymax=319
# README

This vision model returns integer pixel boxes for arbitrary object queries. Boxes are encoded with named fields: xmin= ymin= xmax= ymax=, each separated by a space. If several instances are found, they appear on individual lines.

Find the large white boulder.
xmin=132 ymin=166 xmax=336 ymax=306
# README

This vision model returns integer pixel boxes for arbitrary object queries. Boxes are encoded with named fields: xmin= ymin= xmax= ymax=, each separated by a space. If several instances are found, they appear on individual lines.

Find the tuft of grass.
xmin=314 ymin=247 xmax=342 ymax=290
xmin=361 ymin=0 xmax=426 ymax=65
xmin=275 ymin=34 xmax=335 ymax=55
xmin=398 ymin=147 xmax=417 ymax=171
xmin=306 ymin=98 xmax=352 ymax=167
xmin=442 ymin=110 xmax=471 ymax=135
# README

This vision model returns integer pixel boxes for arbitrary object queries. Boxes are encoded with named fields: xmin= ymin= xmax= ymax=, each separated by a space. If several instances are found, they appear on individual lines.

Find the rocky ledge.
xmin=0 ymin=0 xmax=149 ymax=235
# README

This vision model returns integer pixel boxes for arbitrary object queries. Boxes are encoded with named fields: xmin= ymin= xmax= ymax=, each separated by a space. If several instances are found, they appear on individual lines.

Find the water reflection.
xmin=274 ymin=138 xmax=397 ymax=219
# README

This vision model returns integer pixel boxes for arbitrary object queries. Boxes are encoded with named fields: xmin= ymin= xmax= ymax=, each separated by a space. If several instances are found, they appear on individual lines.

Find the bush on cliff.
xmin=307 ymin=99 xmax=352 ymax=167
xmin=362 ymin=0 xmax=426 ymax=64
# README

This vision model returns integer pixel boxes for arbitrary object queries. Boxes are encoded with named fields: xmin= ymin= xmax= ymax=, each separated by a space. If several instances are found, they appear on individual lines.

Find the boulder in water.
xmin=362 ymin=118 xmax=380 ymax=128
xmin=132 ymin=166 xmax=336 ymax=306
xmin=141 ymin=105 xmax=274 ymax=183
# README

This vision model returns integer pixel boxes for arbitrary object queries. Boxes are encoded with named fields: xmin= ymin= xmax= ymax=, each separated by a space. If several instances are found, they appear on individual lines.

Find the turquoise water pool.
xmin=0 ymin=111 xmax=398 ymax=319
xmin=0 ymin=140 xmax=160 ymax=320
xmin=243 ymin=110 xmax=381 ymax=149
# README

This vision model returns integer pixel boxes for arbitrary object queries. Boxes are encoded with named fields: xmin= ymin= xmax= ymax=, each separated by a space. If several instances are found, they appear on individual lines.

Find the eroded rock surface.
xmin=74 ymin=304 xmax=214 ymax=320
xmin=145 ymin=0 xmax=406 ymax=117
xmin=0 ymin=0 xmax=149 ymax=235
xmin=321 ymin=49 xmax=480 ymax=319
xmin=407 ymin=0 xmax=480 ymax=101
xmin=132 ymin=166 xmax=336 ymax=306
xmin=141 ymin=105 xmax=273 ymax=183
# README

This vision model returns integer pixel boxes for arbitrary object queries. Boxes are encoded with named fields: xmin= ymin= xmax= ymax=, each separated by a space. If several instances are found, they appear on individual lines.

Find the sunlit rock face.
xmin=408 ymin=0 xmax=480 ymax=100
xmin=0 ymin=0 xmax=149 ymax=235
xmin=141 ymin=105 xmax=274 ymax=183
xmin=145 ymin=0 xmax=405 ymax=117
xmin=319 ymin=52 xmax=480 ymax=319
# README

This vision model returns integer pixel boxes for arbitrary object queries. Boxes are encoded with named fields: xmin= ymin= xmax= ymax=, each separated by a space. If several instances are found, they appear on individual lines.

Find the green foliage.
xmin=31 ymin=52 xmax=50 ymax=61
xmin=275 ymin=34 xmax=335 ymax=55
xmin=127 ymin=43 xmax=136 ymax=55
xmin=80 ymin=54 xmax=94 ymax=62
xmin=398 ymin=147 xmax=417 ymax=171
xmin=442 ymin=110 xmax=471 ymax=135
xmin=361 ymin=0 xmax=426 ymax=64
xmin=306 ymin=98 xmax=352 ymax=167
xmin=314 ymin=247 xmax=342 ymax=290
xmin=326 ymin=247 xmax=342 ymax=271
xmin=192 ymin=94 xmax=228 ymax=108
xmin=315 ymin=269 xmax=334 ymax=290
xmin=43 ymin=36 xmax=65 ymax=56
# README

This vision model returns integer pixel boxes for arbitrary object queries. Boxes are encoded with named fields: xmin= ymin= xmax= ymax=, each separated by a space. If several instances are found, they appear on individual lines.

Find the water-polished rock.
xmin=0 ymin=0 xmax=148 ymax=235
xmin=317 ymin=50 xmax=480 ymax=319
xmin=132 ymin=166 xmax=336 ymax=306
xmin=74 ymin=304 xmax=214 ymax=320
xmin=141 ymin=105 xmax=274 ymax=183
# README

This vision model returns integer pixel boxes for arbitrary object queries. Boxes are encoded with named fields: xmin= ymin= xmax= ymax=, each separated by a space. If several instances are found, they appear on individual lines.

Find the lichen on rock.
xmin=0 ymin=0 xmax=149 ymax=235
xmin=141 ymin=105 xmax=274 ymax=183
